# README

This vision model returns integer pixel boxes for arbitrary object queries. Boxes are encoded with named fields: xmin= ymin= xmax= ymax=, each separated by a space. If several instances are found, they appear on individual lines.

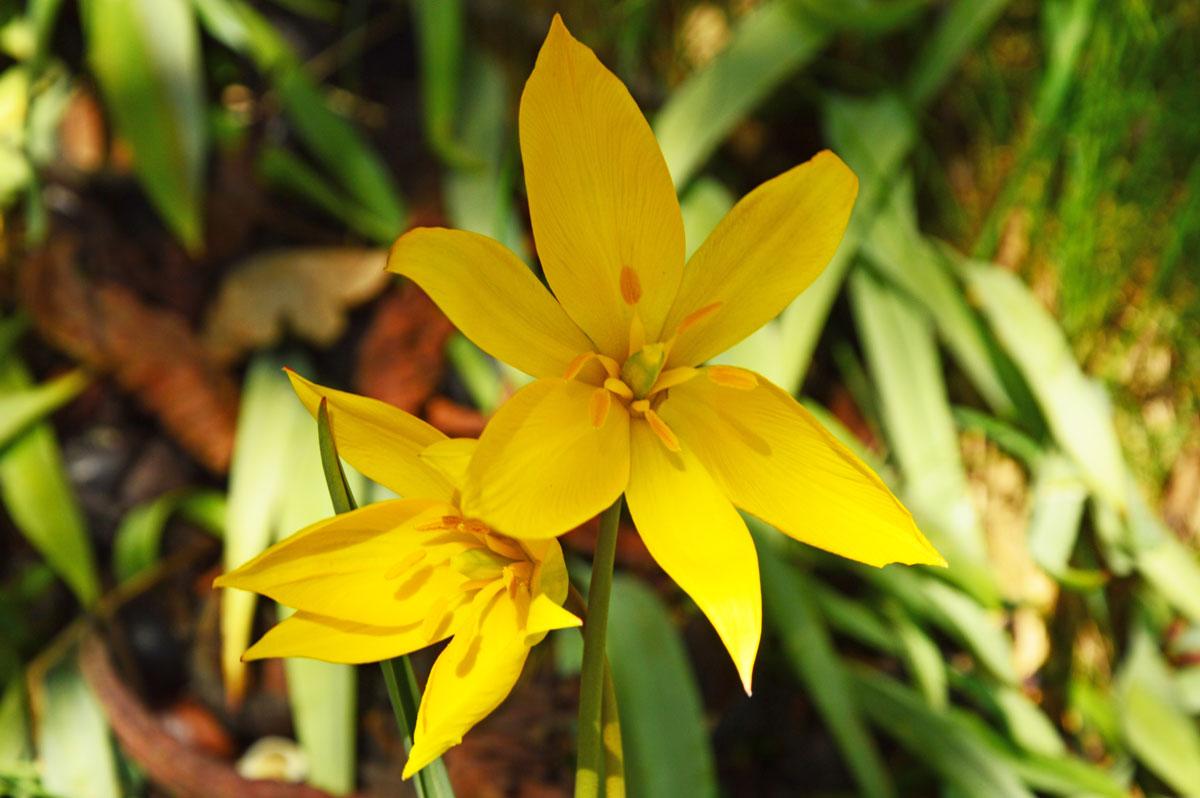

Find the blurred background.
xmin=1 ymin=0 xmax=1198 ymax=796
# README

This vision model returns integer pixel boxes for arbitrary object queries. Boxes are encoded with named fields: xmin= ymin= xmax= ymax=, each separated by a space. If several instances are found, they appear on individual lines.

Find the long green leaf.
xmin=412 ymin=0 xmax=476 ymax=167
xmin=0 ymin=359 xmax=99 ymax=607
xmin=37 ymin=653 xmax=120 ymax=798
xmin=905 ymin=0 xmax=1012 ymax=105
xmin=849 ymin=266 xmax=992 ymax=581
xmin=0 ymin=679 xmax=28 ymax=765
xmin=606 ymin=575 xmax=717 ymax=798
xmin=82 ymin=0 xmax=206 ymax=249
xmin=113 ymin=489 xmax=225 ymax=582
xmin=653 ymin=2 xmax=828 ymax=187
xmin=964 ymin=260 xmax=1127 ymax=506
xmin=1026 ymin=453 xmax=1088 ymax=576
xmin=0 ymin=369 xmax=87 ymax=451
xmin=756 ymin=529 xmax=894 ymax=798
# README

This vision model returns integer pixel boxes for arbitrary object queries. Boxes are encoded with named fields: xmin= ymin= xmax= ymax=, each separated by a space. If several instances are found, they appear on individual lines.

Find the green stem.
xmin=575 ymin=496 xmax=624 ymax=798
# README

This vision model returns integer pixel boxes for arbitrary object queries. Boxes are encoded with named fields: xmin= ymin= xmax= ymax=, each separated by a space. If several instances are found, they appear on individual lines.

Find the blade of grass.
xmin=606 ymin=574 xmax=717 ymax=798
xmin=905 ymin=0 xmax=1012 ymax=105
xmin=1025 ymin=454 xmax=1088 ymax=577
xmin=411 ymin=0 xmax=476 ymax=167
xmin=81 ymin=0 xmax=206 ymax=250
xmin=315 ymin=399 xmax=455 ymax=796
xmin=0 ymin=679 xmax=28 ymax=764
xmin=0 ymin=358 xmax=99 ymax=608
xmin=755 ymin=527 xmax=895 ymax=798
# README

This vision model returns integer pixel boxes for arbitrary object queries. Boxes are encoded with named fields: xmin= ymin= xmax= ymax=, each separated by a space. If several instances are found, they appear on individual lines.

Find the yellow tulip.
xmin=389 ymin=15 xmax=945 ymax=693
xmin=215 ymin=371 xmax=581 ymax=778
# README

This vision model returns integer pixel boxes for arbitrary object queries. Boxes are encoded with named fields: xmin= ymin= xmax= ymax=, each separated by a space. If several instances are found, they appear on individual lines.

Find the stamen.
xmin=677 ymin=301 xmax=723 ymax=335
xmin=650 ymin=366 xmax=697 ymax=394
xmin=619 ymin=266 xmax=642 ymax=305
xmin=589 ymin=387 xmax=612 ymax=428
xmin=708 ymin=366 xmax=758 ymax=390
xmin=416 ymin=514 xmax=462 ymax=531
xmin=630 ymin=399 xmax=650 ymax=415
xmin=603 ymin=378 xmax=633 ymax=400
xmin=462 ymin=518 xmax=490 ymax=536
xmin=483 ymin=532 xmax=526 ymax=561
xmin=596 ymin=354 xmax=622 ymax=379
xmin=563 ymin=352 xmax=593 ymax=380
xmin=644 ymin=409 xmax=681 ymax=452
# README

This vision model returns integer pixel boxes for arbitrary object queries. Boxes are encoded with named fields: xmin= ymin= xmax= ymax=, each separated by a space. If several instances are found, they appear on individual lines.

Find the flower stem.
xmin=575 ymin=496 xmax=624 ymax=798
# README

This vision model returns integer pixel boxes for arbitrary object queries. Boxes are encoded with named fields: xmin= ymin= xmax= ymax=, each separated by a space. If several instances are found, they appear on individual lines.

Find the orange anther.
xmin=589 ymin=387 xmax=612 ymax=428
xmin=650 ymin=366 xmax=698 ymax=394
xmin=677 ymin=301 xmax=723 ymax=335
xmin=603 ymin=378 xmax=633 ymax=400
xmin=564 ymin=352 xmax=592 ymax=380
xmin=644 ymin=409 xmax=681 ymax=452
xmin=620 ymin=266 xmax=642 ymax=305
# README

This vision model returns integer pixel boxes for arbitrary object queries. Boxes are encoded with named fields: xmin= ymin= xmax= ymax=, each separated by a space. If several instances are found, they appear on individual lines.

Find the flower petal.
xmin=662 ymin=151 xmax=858 ymax=367
xmin=403 ymin=585 xmax=531 ymax=779
xmin=661 ymin=372 xmax=946 ymax=567
xmin=461 ymin=378 xmax=629 ymax=539
xmin=215 ymin=499 xmax=470 ymax=626
xmin=287 ymin=369 xmax=453 ymax=500
xmin=626 ymin=420 xmax=761 ymax=693
xmin=419 ymin=437 xmax=477 ymax=490
xmin=387 ymin=227 xmax=594 ymax=377
xmin=520 ymin=15 xmax=685 ymax=355
xmin=243 ymin=611 xmax=447 ymax=664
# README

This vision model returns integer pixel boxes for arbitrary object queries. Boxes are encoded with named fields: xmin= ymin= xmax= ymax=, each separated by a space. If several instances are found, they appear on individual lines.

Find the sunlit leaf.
xmin=82 ymin=0 xmax=206 ymax=249
xmin=36 ymin=653 xmax=120 ymax=798
xmin=113 ymin=489 xmax=224 ymax=582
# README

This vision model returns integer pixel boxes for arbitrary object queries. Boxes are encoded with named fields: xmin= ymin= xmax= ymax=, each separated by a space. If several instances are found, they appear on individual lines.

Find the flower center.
xmin=620 ymin=343 xmax=666 ymax=399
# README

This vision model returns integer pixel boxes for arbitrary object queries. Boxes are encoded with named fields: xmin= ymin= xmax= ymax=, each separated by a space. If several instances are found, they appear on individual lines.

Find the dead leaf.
xmin=202 ymin=248 xmax=389 ymax=364
xmin=426 ymin=396 xmax=486 ymax=437
xmin=355 ymin=282 xmax=453 ymax=413
xmin=20 ymin=236 xmax=238 ymax=473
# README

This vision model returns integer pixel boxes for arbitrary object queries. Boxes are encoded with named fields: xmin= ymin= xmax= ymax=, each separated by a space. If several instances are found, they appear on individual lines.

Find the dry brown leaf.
xmin=355 ymin=282 xmax=453 ymax=413
xmin=203 ymin=248 xmax=389 ymax=363
xmin=20 ymin=236 xmax=239 ymax=473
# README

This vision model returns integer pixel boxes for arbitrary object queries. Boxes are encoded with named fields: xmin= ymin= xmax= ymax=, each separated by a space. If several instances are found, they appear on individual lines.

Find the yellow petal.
xmin=216 ymin=499 xmax=470 ymax=626
xmin=626 ymin=421 xmax=761 ymax=693
xmin=460 ymin=378 xmax=629 ymax=539
xmin=662 ymin=151 xmax=858 ymax=367
xmin=388 ymin=227 xmax=594 ymax=377
xmin=287 ymin=369 xmax=453 ymax=499
xmin=404 ymin=585 xmax=531 ymax=779
xmin=419 ymin=437 xmax=477 ymax=489
xmin=519 ymin=15 xmax=685 ymax=355
xmin=243 ymin=611 xmax=449 ymax=664
xmin=661 ymin=373 xmax=945 ymax=567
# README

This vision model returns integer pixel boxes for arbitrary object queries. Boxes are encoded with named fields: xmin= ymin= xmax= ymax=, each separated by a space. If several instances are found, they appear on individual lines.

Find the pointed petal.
xmin=287 ymin=369 xmax=453 ymax=499
xmin=520 ymin=15 xmax=684 ymax=354
xmin=403 ymin=586 xmax=531 ymax=779
xmin=663 ymin=151 xmax=858 ymax=367
xmin=661 ymin=372 xmax=945 ymax=567
xmin=388 ymin=227 xmax=594 ymax=377
xmin=243 ymin=611 xmax=449 ymax=664
xmin=420 ymin=437 xmax=477 ymax=489
xmin=626 ymin=421 xmax=761 ymax=693
xmin=461 ymin=378 xmax=629 ymax=539
xmin=216 ymin=499 xmax=470 ymax=626
xmin=524 ymin=595 xmax=581 ymax=640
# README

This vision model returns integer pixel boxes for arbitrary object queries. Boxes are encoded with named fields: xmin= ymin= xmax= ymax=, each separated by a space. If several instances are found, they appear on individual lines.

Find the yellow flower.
xmin=388 ymin=15 xmax=945 ymax=693
xmin=215 ymin=371 xmax=581 ymax=778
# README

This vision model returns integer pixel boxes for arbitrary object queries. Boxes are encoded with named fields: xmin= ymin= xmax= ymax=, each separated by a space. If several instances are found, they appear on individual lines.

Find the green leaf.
xmin=0 ymin=679 xmax=29 ymax=765
xmin=905 ymin=0 xmax=1013 ymax=105
xmin=1026 ymin=453 xmax=1088 ymax=577
xmin=412 ymin=0 xmax=476 ymax=167
xmin=1117 ymin=628 xmax=1200 ymax=797
xmin=0 ymin=369 xmax=87 ymax=451
xmin=963 ymin=260 xmax=1127 ymax=506
xmin=849 ymin=266 xmax=992 ymax=581
xmin=756 ymin=530 xmax=894 ymax=798
xmin=82 ymin=0 xmax=206 ymax=249
xmin=0 ymin=358 xmax=99 ymax=607
xmin=606 ymin=575 xmax=717 ymax=798
xmin=221 ymin=352 xmax=308 ymax=701
xmin=37 ymin=653 xmax=120 ymax=798
xmin=851 ymin=668 xmax=1033 ymax=798
xmin=112 ymin=489 xmax=224 ymax=582
xmin=653 ymin=2 xmax=829 ymax=187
